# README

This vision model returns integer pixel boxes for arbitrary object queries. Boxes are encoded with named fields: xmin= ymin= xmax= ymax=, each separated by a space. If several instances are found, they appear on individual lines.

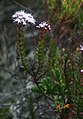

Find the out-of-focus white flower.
xmin=12 ymin=10 xmax=36 ymax=25
xmin=80 ymin=45 xmax=83 ymax=51
xmin=81 ymin=70 xmax=83 ymax=74
xmin=36 ymin=21 xmax=51 ymax=30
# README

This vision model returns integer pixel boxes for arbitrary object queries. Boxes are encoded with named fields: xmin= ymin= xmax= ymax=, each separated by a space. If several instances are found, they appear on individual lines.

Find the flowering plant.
xmin=0 ymin=0 xmax=82 ymax=118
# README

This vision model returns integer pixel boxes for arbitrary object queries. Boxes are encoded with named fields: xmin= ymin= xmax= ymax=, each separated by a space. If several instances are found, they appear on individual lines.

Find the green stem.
xmin=16 ymin=26 xmax=29 ymax=74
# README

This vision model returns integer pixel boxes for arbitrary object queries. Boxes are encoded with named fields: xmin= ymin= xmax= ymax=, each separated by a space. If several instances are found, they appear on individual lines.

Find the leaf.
xmin=31 ymin=86 xmax=41 ymax=93
xmin=55 ymin=69 xmax=61 ymax=80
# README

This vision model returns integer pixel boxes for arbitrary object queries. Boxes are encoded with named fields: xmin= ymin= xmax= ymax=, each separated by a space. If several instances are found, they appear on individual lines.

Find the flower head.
xmin=80 ymin=45 xmax=83 ymax=53
xmin=12 ymin=10 xmax=36 ymax=25
xmin=36 ymin=21 xmax=51 ymax=31
xmin=81 ymin=70 xmax=83 ymax=74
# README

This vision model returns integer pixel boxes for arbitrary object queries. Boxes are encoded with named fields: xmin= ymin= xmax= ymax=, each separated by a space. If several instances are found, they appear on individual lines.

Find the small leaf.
xmin=31 ymin=86 xmax=41 ymax=93
xmin=55 ymin=69 xmax=61 ymax=80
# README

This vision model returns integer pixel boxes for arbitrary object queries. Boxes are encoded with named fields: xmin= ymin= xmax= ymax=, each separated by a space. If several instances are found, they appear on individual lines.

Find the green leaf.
xmin=55 ymin=69 xmax=61 ymax=80
xmin=31 ymin=86 xmax=41 ymax=93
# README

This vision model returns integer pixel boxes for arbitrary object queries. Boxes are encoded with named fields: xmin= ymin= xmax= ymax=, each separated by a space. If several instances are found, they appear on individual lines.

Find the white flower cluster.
xmin=12 ymin=10 xmax=36 ymax=25
xmin=12 ymin=10 xmax=51 ymax=30
xmin=36 ymin=21 xmax=51 ymax=30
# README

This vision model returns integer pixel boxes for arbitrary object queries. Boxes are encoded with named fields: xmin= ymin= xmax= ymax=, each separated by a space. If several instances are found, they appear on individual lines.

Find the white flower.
xmin=36 ymin=21 xmax=51 ymax=30
xmin=12 ymin=10 xmax=36 ymax=25
xmin=80 ymin=45 xmax=83 ymax=51
xmin=81 ymin=70 xmax=83 ymax=74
